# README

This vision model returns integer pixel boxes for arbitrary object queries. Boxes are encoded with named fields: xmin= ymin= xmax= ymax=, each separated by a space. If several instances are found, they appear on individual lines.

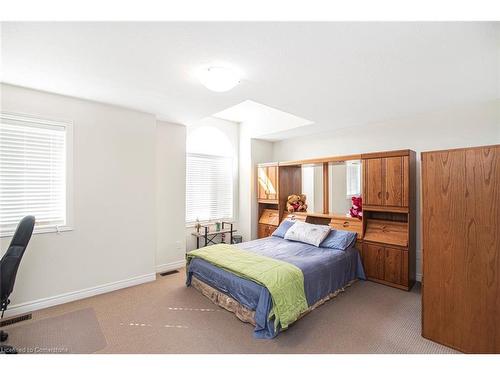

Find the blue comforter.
xmin=186 ymin=236 xmax=365 ymax=338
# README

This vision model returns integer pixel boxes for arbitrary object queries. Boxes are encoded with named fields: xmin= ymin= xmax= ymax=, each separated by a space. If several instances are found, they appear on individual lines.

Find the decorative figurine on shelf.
xmin=286 ymin=194 xmax=308 ymax=213
xmin=349 ymin=196 xmax=363 ymax=219
xmin=195 ymin=218 xmax=201 ymax=233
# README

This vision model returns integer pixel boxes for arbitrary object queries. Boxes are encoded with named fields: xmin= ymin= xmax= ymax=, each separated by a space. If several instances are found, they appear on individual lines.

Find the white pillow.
xmin=284 ymin=221 xmax=331 ymax=247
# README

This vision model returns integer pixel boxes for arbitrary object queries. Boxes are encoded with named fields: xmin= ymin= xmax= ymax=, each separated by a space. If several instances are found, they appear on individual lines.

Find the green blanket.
xmin=186 ymin=244 xmax=308 ymax=330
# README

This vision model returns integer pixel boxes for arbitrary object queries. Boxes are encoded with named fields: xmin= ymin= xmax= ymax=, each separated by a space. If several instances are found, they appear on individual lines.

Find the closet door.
xmin=462 ymin=146 xmax=500 ymax=353
xmin=384 ymin=157 xmax=403 ymax=207
xmin=423 ymin=147 xmax=500 ymax=353
xmin=422 ymin=149 xmax=468 ymax=351
xmin=364 ymin=158 xmax=383 ymax=206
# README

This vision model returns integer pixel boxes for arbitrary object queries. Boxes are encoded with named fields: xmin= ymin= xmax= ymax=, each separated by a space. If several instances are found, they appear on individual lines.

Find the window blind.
xmin=0 ymin=113 xmax=67 ymax=235
xmin=186 ymin=153 xmax=233 ymax=223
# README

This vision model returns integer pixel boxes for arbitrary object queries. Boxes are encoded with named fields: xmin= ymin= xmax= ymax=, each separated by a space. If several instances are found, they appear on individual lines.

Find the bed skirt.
xmin=191 ymin=275 xmax=357 ymax=328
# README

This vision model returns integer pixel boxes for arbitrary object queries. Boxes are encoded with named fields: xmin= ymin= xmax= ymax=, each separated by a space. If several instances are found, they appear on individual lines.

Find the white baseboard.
xmin=155 ymin=259 xmax=185 ymax=274
xmin=5 ymin=273 xmax=156 ymax=318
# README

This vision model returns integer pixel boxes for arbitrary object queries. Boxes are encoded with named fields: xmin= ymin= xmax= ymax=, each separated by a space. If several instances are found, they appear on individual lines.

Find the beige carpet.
xmin=2 ymin=269 xmax=457 ymax=354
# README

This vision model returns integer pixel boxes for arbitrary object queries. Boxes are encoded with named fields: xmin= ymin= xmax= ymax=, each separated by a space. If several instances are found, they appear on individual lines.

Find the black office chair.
xmin=0 ymin=216 xmax=35 ymax=354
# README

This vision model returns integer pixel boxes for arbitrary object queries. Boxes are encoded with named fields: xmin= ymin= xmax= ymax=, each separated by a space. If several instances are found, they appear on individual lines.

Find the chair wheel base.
xmin=0 ymin=344 xmax=17 ymax=354
xmin=0 ymin=331 xmax=8 ymax=342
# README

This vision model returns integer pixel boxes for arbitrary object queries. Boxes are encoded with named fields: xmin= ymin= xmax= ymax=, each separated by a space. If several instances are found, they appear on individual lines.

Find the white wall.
xmin=249 ymin=139 xmax=274 ymax=240
xmin=273 ymin=99 xmax=500 ymax=279
xmin=238 ymin=125 xmax=252 ymax=242
xmin=156 ymin=120 xmax=187 ymax=271
xmin=0 ymin=83 xmax=160 ymax=314
xmin=238 ymin=123 xmax=274 ymax=242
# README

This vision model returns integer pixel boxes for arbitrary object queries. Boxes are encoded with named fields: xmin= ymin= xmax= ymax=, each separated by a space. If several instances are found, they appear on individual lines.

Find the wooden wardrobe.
xmin=421 ymin=144 xmax=500 ymax=353
xmin=362 ymin=150 xmax=416 ymax=290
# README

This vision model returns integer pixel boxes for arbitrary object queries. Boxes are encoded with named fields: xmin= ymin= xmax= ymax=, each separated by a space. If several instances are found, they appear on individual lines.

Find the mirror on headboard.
xmin=300 ymin=164 xmax=324 ymax=213
xmin=328 ymin=160 xmax=362 ymax=216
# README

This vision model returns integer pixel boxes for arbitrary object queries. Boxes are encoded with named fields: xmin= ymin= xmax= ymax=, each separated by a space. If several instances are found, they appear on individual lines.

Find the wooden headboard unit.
xmin=257 ymin=148 xmax=416 ymax=291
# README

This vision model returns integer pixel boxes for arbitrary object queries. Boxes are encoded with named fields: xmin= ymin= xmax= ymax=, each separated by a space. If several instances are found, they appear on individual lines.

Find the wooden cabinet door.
xmin=401 ymin=250 xmax=409 ymax=287
xmin=364 ymin=156 xmax=409 ymax=208
xmin=257 ymin=224 xmax=267 ymax=238
xmin=384 ymin=246 xmax=402 ymax=284
xmin=258 ymin=224 xmax=276 ymax=238
xmin=364 ymin=158 xmax=383 ymax=206
xmin=384 ymin=157 xmax=403 ymax=207
xmin=363 ymin=243 xmax=384 ymax=280
xmin=402 ymin=155 xmax=409 ymax=207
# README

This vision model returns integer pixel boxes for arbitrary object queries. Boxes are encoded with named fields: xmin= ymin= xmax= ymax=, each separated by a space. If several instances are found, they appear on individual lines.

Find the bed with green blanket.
xmin=186 ymin=236 xmax=365 ymax=338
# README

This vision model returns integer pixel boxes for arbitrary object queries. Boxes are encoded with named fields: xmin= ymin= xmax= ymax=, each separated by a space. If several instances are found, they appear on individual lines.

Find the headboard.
xmin=282 ymin=211 xmax=363 ymax=239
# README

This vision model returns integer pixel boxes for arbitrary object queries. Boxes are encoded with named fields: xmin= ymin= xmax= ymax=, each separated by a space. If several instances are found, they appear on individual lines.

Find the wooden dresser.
xmin=421 ymin=144 xmax=500 ymax=353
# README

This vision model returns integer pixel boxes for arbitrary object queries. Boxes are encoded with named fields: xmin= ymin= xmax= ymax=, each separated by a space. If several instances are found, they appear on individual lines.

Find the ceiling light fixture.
xmin=198 ymin=66 xmax=240 ymax=92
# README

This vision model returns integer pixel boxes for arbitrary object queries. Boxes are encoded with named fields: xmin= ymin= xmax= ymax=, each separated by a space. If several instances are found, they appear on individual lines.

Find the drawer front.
xmin=282 ymin=212 xmax=307 ymax=222
xmin=363 ymin=219 xmax=408 ymax=247
xmin=331 ymin=217 xmax=363 ymax=238
xmin=258 ymin=224 xmax=276 ymax=238
xmin=259 ymin=209 xmax=279 ymax=226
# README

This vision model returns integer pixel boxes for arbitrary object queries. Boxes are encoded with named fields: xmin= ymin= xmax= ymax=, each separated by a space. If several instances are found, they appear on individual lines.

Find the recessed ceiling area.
xmin=1 ymin=22 xmax=499 ymax=141
xmin=213 ymin=100 xmax=314 ymax=140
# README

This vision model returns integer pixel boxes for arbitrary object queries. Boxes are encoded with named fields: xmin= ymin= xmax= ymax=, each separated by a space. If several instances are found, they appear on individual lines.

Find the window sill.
xmin=185 ymin=220 xmax=234 ymax=229
xmin=0 ymin=225 xmax=74 ymax=238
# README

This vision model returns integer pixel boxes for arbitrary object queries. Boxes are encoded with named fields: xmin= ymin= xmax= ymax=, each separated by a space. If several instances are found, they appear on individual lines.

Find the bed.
xmin=186 ymin=230 xmax=365 ymax=339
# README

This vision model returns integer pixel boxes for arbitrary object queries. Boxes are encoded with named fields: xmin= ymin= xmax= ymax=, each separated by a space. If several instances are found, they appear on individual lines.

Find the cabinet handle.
xmin=377 ymin=191 xmax=382 ymax=199
xmin=343 ymin=222 xmax=349 ymax=227
xmin=386 ymin=191 xmax=389 ymax=200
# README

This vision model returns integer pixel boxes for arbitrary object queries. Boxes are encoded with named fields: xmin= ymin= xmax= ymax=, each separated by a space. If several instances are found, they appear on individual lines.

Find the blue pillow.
xmin=320 ymin=229 xmax=357 ymax=251
xmin=271 ymin=219 xmax=296 ymax=238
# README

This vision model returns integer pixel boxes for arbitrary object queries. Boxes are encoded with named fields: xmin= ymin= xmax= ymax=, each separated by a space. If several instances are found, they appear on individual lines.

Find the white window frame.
xmin=0 ymin=112 xmax=74 ymax=237
xmin=185 ymin=152 xmax=235 ymax=226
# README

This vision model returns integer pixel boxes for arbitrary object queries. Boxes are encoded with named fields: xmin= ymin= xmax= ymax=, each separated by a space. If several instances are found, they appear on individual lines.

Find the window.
xmin=0 ymin=113 xmax=72 ymax=236
xmin=346 ymin=160 xmax=361 ymax=197
xmin=185 ymin=153 xmax=233 ymax=224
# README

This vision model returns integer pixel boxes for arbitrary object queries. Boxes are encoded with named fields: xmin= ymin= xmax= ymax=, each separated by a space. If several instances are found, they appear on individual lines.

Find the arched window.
xmin=185 ymin=126 xmax=234 ymax=224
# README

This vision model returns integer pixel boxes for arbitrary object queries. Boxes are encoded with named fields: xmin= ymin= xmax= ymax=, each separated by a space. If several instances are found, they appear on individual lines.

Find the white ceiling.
xmin=1 ymin=22 xmax=499 ymax=140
